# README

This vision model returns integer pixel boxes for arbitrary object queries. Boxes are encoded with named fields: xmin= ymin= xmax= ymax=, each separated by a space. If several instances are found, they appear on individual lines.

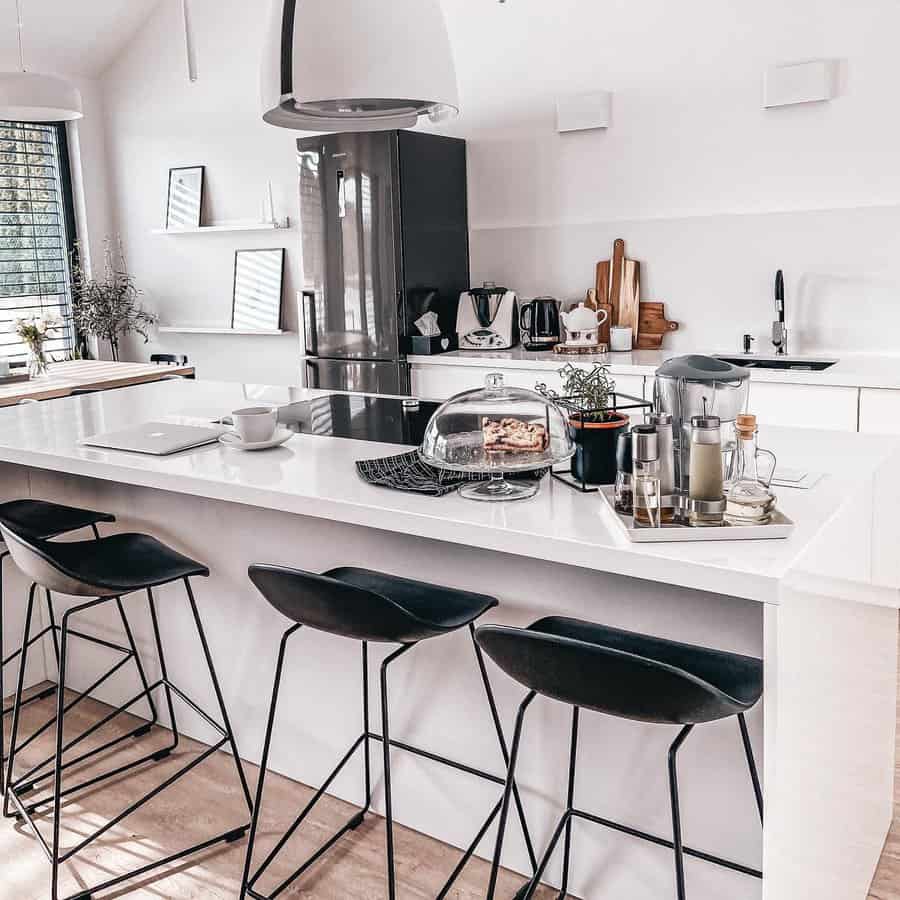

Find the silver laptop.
xmin=81 ymin=422 xmax=225 ymax=456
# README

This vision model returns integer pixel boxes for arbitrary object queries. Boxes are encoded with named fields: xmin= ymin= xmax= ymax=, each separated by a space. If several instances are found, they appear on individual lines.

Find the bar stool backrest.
xmin=0 ymin=524 xmax=112 ymax=597
xmin=249 ymin=564 xmax=425 ymax=643
xmin=476 ymin=625 xmax=754 ymax=725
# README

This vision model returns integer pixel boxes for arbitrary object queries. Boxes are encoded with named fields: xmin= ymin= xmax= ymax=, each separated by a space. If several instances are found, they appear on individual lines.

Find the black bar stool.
xmin=0 ymin=500 xmax=117 ymax=794
xmin=240 ymin=564 xmax=536 ymax=900
xmin=0 ymin=521 xmax=253 ymax=900
xmin=476 ymin=616 xmax=764 ymax=900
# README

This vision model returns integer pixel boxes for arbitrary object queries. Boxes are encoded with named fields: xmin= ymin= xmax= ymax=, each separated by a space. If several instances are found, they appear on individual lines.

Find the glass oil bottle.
xmin=632 ymin=425 xmax=661 ymax=528
xmin=725 ymin=414 xmax=776 ymax=525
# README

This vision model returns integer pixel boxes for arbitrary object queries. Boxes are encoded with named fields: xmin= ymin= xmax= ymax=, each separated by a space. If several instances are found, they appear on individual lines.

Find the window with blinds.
xmin=0 ymin=120 xmax=76 ymax=364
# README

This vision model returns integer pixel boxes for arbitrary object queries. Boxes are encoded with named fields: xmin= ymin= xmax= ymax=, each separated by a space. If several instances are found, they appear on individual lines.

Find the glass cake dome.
xmin=419 ymin=373 xmax=575 ymax=501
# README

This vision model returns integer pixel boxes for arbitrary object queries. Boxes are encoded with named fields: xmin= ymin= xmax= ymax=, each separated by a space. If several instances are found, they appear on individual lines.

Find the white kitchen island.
xmin=0 ymin=379 xmax=898 ymax=900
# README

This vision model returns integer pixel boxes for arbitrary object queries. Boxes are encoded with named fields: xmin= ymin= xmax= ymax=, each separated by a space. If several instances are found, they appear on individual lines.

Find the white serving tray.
xmin=598 ymin=487 xmax=795 ymax=543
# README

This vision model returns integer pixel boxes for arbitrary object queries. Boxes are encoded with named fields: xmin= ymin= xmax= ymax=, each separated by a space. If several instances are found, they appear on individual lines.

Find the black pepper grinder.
xmin=614 ymin=428 xmax=633 ymax=515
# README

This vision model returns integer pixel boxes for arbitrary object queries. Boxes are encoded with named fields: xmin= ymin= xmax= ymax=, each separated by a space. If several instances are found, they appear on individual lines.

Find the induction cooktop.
xmin=279 ymin=395 xmax=441 ymax=447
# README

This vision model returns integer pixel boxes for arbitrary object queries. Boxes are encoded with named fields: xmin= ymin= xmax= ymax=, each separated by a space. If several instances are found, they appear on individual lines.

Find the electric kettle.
xmin=519 ymin=297 xmax=561 ymax=350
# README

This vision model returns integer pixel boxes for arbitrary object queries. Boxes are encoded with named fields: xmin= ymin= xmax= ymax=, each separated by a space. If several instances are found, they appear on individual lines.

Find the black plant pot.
xmin=569 ymin=413 xmax=630 ymax=485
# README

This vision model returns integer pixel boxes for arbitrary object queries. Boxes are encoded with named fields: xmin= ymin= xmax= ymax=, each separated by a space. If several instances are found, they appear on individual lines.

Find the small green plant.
xmin=71 ymin=238 xmax=158 ymax=361
xmin=537 ymin=363 xmax=618 ymax=422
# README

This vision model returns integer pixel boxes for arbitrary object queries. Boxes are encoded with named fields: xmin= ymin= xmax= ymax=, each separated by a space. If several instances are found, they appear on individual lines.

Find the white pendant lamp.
xmin=0 ymin=0 xmax=83 ymax=122
xmin=261 ymin=0 xmax=459 ymax=132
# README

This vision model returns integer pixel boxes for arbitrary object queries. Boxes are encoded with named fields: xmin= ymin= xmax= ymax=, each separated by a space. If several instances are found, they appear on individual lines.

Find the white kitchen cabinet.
xmin=858 ymin=388 xmax=900 ymax=435
xmin=748 ymin=380 xmax=858 ymax=432
xmin=411 ymin=362 xmax=645 ymax=405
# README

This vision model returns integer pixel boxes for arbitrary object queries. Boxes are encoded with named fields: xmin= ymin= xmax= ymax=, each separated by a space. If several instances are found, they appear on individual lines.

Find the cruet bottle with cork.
xmin=688 ymin=412 xmax=725 ymax=527
xmin=724 ymin=414 xmax=777 ymax=525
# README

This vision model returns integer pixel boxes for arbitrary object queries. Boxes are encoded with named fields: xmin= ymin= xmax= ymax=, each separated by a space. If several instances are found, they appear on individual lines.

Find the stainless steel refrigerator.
xmin=298 ymin=130 xmax=469 ymax=395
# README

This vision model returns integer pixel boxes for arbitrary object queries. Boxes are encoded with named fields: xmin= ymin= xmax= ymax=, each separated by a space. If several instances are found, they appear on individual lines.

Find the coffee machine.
xmin=654 ymin=355 xmax=751 ymax=494
xmin=519 ymin=297 xmax=561 ymax=350
xmin=456 ymin=283 xmax=520 ymax=350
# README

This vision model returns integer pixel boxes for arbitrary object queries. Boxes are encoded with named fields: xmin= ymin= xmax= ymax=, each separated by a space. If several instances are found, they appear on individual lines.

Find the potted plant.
xmin=71 ymin=239 xmax=158 ymax=362
xmin=15 ymin=313 xmax=61 ymax=377
xmin=538 ymin=363 xmax=629 ymax=484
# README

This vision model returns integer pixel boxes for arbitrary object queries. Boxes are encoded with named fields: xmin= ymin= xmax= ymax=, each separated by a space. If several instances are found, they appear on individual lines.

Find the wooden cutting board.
xmin=617 ymin=258 xmax=641 ymax=342
xmin=635 ymin=301 xmax=679 ymax=350
xmin=608 ymin=238 xmax=625 ymax=324
xmin=598 ymin=302 xmax=613 ymax=345
xmin=595 ymin=260 xmax=610 ymax=307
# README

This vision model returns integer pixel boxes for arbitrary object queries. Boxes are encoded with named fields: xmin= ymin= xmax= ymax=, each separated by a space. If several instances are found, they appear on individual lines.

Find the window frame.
xmin=0 ymin=119 xmax=79 ymax=364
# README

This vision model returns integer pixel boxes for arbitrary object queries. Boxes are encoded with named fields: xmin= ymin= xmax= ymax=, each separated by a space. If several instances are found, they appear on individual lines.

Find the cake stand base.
xmin=458 ymin=477 xmax=539 ymax=502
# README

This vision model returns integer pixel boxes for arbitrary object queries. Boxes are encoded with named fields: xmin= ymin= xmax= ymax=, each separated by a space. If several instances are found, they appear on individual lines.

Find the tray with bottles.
xmin=597 ymin=487 xmax=795 ymax=543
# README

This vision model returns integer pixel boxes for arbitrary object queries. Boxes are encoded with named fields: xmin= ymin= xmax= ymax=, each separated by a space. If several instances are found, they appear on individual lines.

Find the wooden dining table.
xmin=0 ymin=360 xmax=195 ymax=408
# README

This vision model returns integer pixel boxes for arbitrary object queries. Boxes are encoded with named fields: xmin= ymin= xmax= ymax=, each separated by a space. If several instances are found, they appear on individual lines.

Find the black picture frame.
xmin=166 ymin=165 xmax=205 ymax=230
xmin=231 ymin=247 xmax=285 ymax=332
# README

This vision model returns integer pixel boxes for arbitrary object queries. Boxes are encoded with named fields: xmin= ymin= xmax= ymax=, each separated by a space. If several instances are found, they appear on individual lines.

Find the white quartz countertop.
xmin=409 ymin=348 xmax=900 ymax=390
xmin=1 ymin=379 xmax=898 ymax=607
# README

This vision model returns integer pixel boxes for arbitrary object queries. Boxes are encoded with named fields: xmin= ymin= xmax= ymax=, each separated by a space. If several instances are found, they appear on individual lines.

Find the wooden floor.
xmin=2 ymin=670 xmax=900 ymax=900
xmin=0 ymin=684 xmax=551 ymax=900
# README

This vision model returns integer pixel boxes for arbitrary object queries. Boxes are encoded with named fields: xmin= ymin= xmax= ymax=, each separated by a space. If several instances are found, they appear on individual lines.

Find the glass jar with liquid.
xmin=632 ymin=425 xmax=661 ymax=528
xmin=688 ymin=414 xmax=725 ymax=527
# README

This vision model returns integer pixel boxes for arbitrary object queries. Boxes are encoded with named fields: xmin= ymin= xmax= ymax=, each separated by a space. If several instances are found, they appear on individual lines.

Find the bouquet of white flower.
xmin=15 ymin=313 xmax=61 ymax=377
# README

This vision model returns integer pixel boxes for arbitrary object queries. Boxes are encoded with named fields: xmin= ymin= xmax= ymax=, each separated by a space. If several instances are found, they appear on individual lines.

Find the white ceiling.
xmin=0 ymin=0 xmax=160 ymax=79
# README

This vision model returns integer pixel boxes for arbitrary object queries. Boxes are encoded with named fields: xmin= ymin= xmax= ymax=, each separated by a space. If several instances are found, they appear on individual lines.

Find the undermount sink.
xmin=714 ymin=355 xmax=839 ymax=372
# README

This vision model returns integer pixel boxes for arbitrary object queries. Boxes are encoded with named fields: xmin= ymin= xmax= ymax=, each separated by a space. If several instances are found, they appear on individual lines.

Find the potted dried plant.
xmin=537 ymin=363 xmax=629 ymax=484
xmin=71 ymin=239 xmax=158 ymax=362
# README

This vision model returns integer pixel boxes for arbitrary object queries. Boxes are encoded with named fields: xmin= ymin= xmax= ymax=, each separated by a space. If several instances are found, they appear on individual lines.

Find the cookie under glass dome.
xmin=419 ymin=373 xmax=575 ymax=501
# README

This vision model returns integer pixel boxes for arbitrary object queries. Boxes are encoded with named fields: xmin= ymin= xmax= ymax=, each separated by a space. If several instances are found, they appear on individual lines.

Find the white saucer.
xmin=219 ymin=428 xmax=293 ymax=451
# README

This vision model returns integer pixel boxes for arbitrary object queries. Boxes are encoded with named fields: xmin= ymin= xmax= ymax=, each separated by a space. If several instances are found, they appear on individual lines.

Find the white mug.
xmin=230 ymin=407 xmax=278 ymax=443
xmin=610 ymin=326 xmax=633 ymax=352
xmin=0 ymin=357 xmax=8 ymax=377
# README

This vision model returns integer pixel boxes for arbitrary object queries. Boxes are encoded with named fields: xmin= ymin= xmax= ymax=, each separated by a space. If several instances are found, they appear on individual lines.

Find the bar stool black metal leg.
xmin=362 ymin=641 xmax=373 ymax=812
xmin=380 ymin=643 xmax=415 ymax=900
xmin=114 ymin=596 xmax=158 ymax=726
xmin=487 ymin=690 xmax=536 ymax=900
xmin=147 ymin=588 xmax=178 ymax=747
xmin=469 ymin=623 xmax=538 ymax=872
xmin=44 ymin=589 xmax=61 ymax=668
xmin=668 ymin=725 xmax=695 ymax=900
xmin=738 ymin=713 xmax=763 ymax=825
xmin=50 ymin=606 xmax=73 ymax=900
xmin=182 ymin=578 xmax=253 ymax=815
xmin=559 ymin=706 xmax=580 ymax=898
xmin=3 ymin=582 xmax=36 ymax=818
xmin=240 ymin=623 xmax=302 ymax=900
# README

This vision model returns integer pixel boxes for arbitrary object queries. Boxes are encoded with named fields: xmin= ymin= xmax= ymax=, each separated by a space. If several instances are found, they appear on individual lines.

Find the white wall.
xmin=99 ymin=0 xmax=900 ymax=381
xmin=101 ymin=1 xmax=303 ymax=383
xmin=450 ymin=0 xmax=900 ymax=355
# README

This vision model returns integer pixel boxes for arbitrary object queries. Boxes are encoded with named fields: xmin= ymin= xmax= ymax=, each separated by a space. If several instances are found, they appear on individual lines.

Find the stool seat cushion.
xmin=18 ymin=532 xmax=209 ymax=594
xmin=476 ymin=616 xmax=763 ymax=725
xmin=326 ymin=567 xmax=498 ymax=635
xmin=248 ymin=564 xmax=497 ymax=643
xmin=0 ymin=500 xmax=115 ymax=543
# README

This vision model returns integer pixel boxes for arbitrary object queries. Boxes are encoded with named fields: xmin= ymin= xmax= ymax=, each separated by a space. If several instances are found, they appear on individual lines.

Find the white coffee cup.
xmin=610 ymin=326 xmax=633 ymax=352
xmin=230 ymin=407 xmax=278 ymax=443
xmin=0 ymin=357 xmax=8 ymax=377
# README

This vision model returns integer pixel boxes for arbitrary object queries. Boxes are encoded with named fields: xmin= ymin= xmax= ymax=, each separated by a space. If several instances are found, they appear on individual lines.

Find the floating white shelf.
xmin=158 ymin=326 xmax=288 ymax=336
xmin=151 ymin=219 xmax=290 ymax=235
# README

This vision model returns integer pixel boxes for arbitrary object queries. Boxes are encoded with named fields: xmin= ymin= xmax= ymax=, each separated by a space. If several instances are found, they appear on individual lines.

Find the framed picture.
xmin=232 ymin=248 xmax=285 ymax=332
xmin=166 ymin=165 xmax=205 ymax=230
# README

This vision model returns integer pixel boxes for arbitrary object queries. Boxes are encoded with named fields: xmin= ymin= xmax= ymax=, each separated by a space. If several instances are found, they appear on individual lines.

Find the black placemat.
xmin=356 ymin=450 xmax=548 ymax=497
